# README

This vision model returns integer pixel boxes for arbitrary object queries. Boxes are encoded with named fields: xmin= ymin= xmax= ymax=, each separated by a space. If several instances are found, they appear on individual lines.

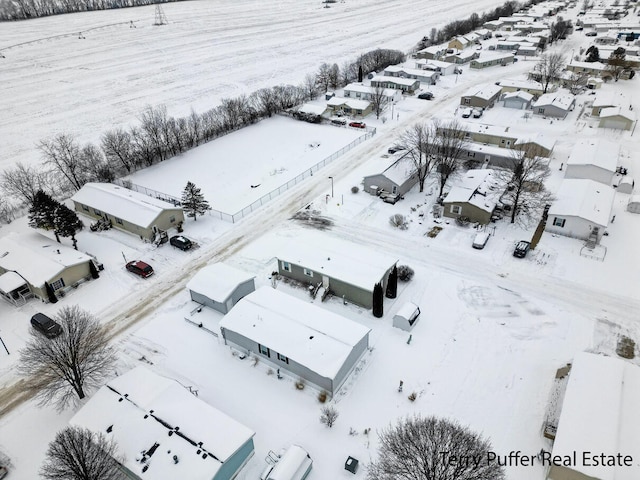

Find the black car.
xmin=418 ymin=92 xmax=434 ymax=100
xmin=387 ymin=145 xmax=406 ymax=154
xmin=170 ymin=235 xmax=193 ymax=251
xmin=30 ymin=313 xmax=63 ymax=338
xmin=513 ymin=240 xmax=531 ymax=258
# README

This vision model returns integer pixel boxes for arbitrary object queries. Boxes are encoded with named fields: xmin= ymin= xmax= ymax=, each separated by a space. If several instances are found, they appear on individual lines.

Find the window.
xmin=553 ymin=217 xmax=566 ymax=227
xmin=450 ymin=205 xmax=462 ymax=215
xmin=82 ymin=204 xmax=89 ymax=212
xmin=258 ymin=344 xmax=270 ymax=357
xmin=281 ymin=261 xmax=291 ymax=272
xmin=115 ymin=217 xmax=123 ymax=225
xmin=467 ymin=152 xmax=476 ymax=158
xmin=392 ymin=186 xmax=398 ymax=194
xmin=170 ymin=215 xmax=176 ymax=223
xmin=50 ymin=278 xmax=65 ymax=291
xmin=277 ymin=353 xmax=289 ymax=364
xmin=463 ymin=98 xmax=471 ymax=105
xmin=303 ymin=268 xmax=313 ymax=278
xmin=538 ymin=108 xmax=545 ymax=114
xmin=94 ymin=208 xmax=102 ymax=216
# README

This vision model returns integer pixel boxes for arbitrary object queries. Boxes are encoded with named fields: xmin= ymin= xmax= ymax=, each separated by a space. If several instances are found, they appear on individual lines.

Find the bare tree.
xmin=101 ymin=128 xmax=134 ymax=174
xmin=367 ymin=415 xmax=504 ymax=480
xmin=79 ymin=143 xmax=114 ymax=183
xmin=398 ymin=123 xmax=438 ymax=192
xmin=533 ymin=53 xmax=566 ymax=93
xmin=302 ymin=73 xmax=319 ymax=101
xmin=433 ymin=120 xmax=468 ymax=196
xmin=39 ymin=134 xmax=87 ymax=192
xmin=370 ymin=84 xmax=388 ymax=119
xmin=41 ymin=426 xmax=124 ymax=480
xmin=316 ymin=63 xmax=333 ymax=93
xmin=17 ymin=305 xmax=116 ymax=410
xmin=0 ymin=161 xmax=50 ymax=204
xmin=502 ymin=146 xmax=553 ymax=225
xmin=320 ymin=405 xmax=339 ymax=428
xmin=606 ymin=47 xmax=631 ymax=81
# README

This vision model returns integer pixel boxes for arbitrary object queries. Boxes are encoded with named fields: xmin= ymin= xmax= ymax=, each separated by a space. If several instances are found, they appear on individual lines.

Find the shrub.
xmin=318 ymin=390 xmax=328 ymax=403
xmin=320 ymin=405 xmax=339 ymax=428
xmin=408 ymin=392 xmax=417 ymax=402
xmin=295 ymin=378 xmax=306 ymax=390
xmin=389 ymin=214 xmax=408 ymax=230
xmin=397 ymin=265 xmax=415 ymax=282
xmin=351 ymin=186 xmax=359 ymax=194
xmin=617 ymin=336 xmax=635 ymax=359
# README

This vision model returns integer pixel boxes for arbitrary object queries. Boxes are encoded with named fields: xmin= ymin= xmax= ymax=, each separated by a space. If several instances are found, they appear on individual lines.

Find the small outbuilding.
xmin=565 ymin=139 xmax=619 ymax=186
xmin=617 ymin=177 xmax=634 ymax=194
xmin=186 ymin=263 xmax=256 ymax=314
xmin=628 ymin=195 xmax=640 ymax=213
xmin=392 ymin=302 xmax=421 ymax=331
xmin=598 ymin=107 xmax=636 ymax=131
xmin=501 ymin=90 xmax=534 ymax=109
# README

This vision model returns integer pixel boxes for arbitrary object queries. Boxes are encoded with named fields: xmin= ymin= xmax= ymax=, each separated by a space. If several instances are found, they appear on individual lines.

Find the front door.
xmin=322 ymin=275 xmax=329 ymax=289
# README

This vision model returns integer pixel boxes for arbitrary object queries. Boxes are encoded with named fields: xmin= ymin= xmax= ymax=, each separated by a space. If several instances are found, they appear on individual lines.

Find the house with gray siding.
xmin=276 ymin=232 xmax=397 ymax=310
xmin=363 ymin=152 xmax=421 ymax=197
xmin=382 ymin=65 xmax=439 ymax=85
xmin=343 ymin=83 xmax=402 ymax=103
xmin=470 ymin=52 xmax=515 ymax=69
xmin=219 ymin=287 xmax=371 ymax=397
xmin=460 ymin=84 xmax=502 ymax=108
xmin=71 ymin=182 xmax=184 ymax=242
xmin=502 ymin=90 xmax=534 ymax=109
xmin=187 ymin=263 xmax=255 ymax=314
xmin=0 ymin=231 xmax=97 ymax=306
xmin=326 ymin=96 xmax=373 ymax=117
xmin=70 ymin=366 xmax=255 ymax=480
xmin=532 ymin=92 xmax=575 ymax=118
xmin=565 ymin=139 xmax=618 ymax=186
xmin=370 ymin=75 xmax=420 ymax=93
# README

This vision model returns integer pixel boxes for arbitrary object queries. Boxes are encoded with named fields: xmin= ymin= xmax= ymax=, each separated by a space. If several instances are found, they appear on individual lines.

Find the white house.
xmin=414 ymin=58 xmax=457 ymax=75
xmin=363 ymin=153 xmax=421 ymax=197
xmin=545 ymin=179 xmax=615 ymax=242
xmin=565 ymin=139 xmax=619 ymax=186
xmin=186 ymin=263 xmax=256 ymax=314
xmin=502 ymin=90 xmax=534 ymax=109
xmin=442 ymin=169 xmax=504 ymax=224
xmin=342 ymin=83 xmax=402 ymax=103
xmin=382 ymin=65 xmax=439 ymax=84
xmin=548 ymin=352 xmax=640 ymax=480
xmin=370 ymin=75 xmax=421 ymax=93
xmin=532 ymin=92 xmax=575 ymax=118
xmin=70 ymin=366 xmax=256 ymax=480
xmin=219 ymin=287 xmax=371 ymax=397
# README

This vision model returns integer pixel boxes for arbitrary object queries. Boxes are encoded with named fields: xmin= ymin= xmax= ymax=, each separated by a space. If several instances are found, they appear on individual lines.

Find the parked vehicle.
xmin=488 ymin=45 xmax=496 ymax=50
xmin=348 ymin=121 xmax=366 ymax=128
xmin=126 ymin=260 xmax=154 ymax=278
xmin=387 ymin=145 xmax=405 ymax=154
xmin=330 ymin=118 xmax=346 ymax=126
xmin=513 ymin=240 xmax=531 ymax=258
xmin=262 ymin=445 xmax=313 ymax=480
xmin=472 ymin=108 xmax=483 ymax=118
xmin=585 ymin=31 xmax=597 ymax=36
xmin=169 ymin=235 xmax=193 ymax=251
xmin=418 ymin=92 xmax=434 ymax=100
xmin=472 ymin=232 xmax=490 ymax=249
xmin=30 ymin=313 xmax=63 ymax=338
xmin=461 ymin=107 xmax=473 ymax=118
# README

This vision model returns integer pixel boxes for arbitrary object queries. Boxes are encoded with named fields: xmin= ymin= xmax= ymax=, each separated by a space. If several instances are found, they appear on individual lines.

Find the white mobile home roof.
xmin=600 ymin=106 xmax=635 ymax=123
xmin=549 ymin=179 xmax=615 ymax=227
xmin=278 ymin=231 xmax=397 ymax=291
xmin=71 ymin=182 xmax=181 ymax=228
xmin=503 ymin=90 xmax=534 ymax=102
xmin=380 ymin=154 xmax=417 ymax=185
xmin=567 ymin=138 xmax=619 ymax=172
xmin=186 ymin=263 xmax=254 ymax=303
xmin=463 ymin=83 xmax=502 ymax=101
xmin=371 ymin=75 xmax=418 ymax=87
xmin=551 ymin=352 xmax=640 ymax=480
xmin=327 ymin=96 xmax=371 ymax=111
xmin=497 ymin=78 xmax=544 ymax=91
xmin=444 ymin=169 xmax=502 ymax=213
xmin=533 ymin=92 xmax=575 ymax=111
xmin=0 ymin=232 xmax=91 ymax=287
xmin=219 ymin=287 xmax=370 ymax=378
xmin=71 ymin=366 xmax=255 ymax=480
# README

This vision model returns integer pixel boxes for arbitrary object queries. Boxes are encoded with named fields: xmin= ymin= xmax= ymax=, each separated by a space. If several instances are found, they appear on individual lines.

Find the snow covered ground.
xmin=1 ymin=1 xmax=640 ymax=479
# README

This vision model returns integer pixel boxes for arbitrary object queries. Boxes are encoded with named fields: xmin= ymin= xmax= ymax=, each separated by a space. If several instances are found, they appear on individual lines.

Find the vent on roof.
xmin=106 ymin=425 xmax=113 ymax=433
xmin=173 ymin=455 xmax=179 ymax=464
xmin=202 ymin=453 xmax=208 ymax=459
xmin=309 ymin=336 xmax=314 ymax=340
xmin=142 ymin=465 xmax=148 ymax=473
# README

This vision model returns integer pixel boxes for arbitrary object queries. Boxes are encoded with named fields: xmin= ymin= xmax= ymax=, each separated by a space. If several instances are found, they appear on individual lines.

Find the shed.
xmin=628 ymin=196 xmax=640 ymax=213
xmin=70 ymin=366 xmax=256 ymax=480
xmin=598 ymin=107 xmax=636 ymax=131
xmin=219 ymin=287 xmax=371 ymax=396
xmin=186 ymin=263 xmax=256 ymax=314
xmin=617 ymin=177 xmax=634 ymax=194
xmin=565 ymin=139 xmax=618 ymax=186
xmin=392 ymin=302 xmax=421 ymax=331
xmin=265 ymin=445 xmax=312 ymax=480
xmin=502 ymin=90 xmax=534 ymax=109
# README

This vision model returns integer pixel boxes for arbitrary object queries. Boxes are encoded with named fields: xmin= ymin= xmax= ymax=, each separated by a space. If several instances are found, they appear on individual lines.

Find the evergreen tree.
xmin=28 ymin=190 xmax=60 ymax=242
xmin=54 ymin=203 xmax=84 ymax=250
xmin=181 ymin=181 xmax=211 ymax=221
xmin=44 ymin=281 xmax=58 ymax=304
xmin=372 ymin=282 xmax=384 ymax=318
xmin=585 ymin=45 xmax=600 ymax=63
xmin=385 ymin=265 xmax=398 ymax=299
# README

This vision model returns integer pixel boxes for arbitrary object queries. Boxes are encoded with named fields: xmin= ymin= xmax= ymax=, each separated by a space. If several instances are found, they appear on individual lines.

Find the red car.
xmin=349 ymin=121 xmax=366 ymax=128
xmin=126 ymin=260 xmax=154 ymax=278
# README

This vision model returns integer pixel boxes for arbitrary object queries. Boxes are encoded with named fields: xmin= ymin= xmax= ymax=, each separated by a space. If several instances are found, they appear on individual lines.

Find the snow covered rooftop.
xmin=326 ymin=96 xmax=371 ymax=111
xmin=475 ymin=51 xmax=514 ymax=61
xmin=568 ymin=61 xmax=608 ymax=71
xmin=514 ymin=133 xmax=556 ymax=153
xmin=0 ymin=232 xmax=91 ymax=288
xmin=71 ymin=183 xmax=182 ymax=229
xmin=497 ymin=78 xmax=544 ymax=90
xmin=503 ymin=90 xmax=534 ymax=102
xmin=551 ymin=352 xmax=640 ymax=480
xmin=219 ymin=287 xmax=370 ymax=379
xmin=533 ymin=92 xmax=575 ymax=111
xmin=70 ymin=366 xmax=255 ymax=480
xmin=186 ymin=263 xmax=255 ymax=303
xmin=599 ymin=106 xmax=636 ymax=122
xmin=371 ymin=75 xmax=418 ymax=86
xmin=277 ymin=231 xmax=397 ymax=291
xmin=548 ymin=179 xmax=615 ymax=227
xmin=567 ymin=138 xmax=619 ymax=172
xmin=457 ymin=122 xmax=515 ymax=138
xmin=378 ymin=154 xmax=417 ymax=186
xmin=444 ymin=169 xmax=503 ymax=213
xmin=383 ymin=65 xmax=437 ymax=77
xmin=592 ymin=91 xmax=623 ymax=108
xmin=462 ymin=83 xmax=502 ymax=100
xmin=296 ymin=103 xmax=327 ymax=116
xmin=0 ymin=271 xmax=26 ymax=293
xmin=343 ymin=83 xmax=398 ymax=98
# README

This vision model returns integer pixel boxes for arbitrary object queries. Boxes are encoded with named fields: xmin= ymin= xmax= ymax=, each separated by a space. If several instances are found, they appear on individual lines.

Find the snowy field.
xmin=1 ymin=1 xmax=640 ymax=479
xmin=0 ymin=0 xmax=508 ymax=174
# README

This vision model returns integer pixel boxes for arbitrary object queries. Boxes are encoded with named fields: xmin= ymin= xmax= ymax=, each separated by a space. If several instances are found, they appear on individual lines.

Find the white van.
xmin=263 ymin=445 xmax=313 ymax=480
xmin=472 ymin=232 xmax=490 ymax=249
xmin=461 ymin=107 xmax=473 ymax=118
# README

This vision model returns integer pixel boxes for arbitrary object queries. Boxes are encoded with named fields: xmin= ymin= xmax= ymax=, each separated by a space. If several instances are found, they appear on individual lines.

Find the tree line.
xmin=0 ymin=0 xmax=183 ymax=21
